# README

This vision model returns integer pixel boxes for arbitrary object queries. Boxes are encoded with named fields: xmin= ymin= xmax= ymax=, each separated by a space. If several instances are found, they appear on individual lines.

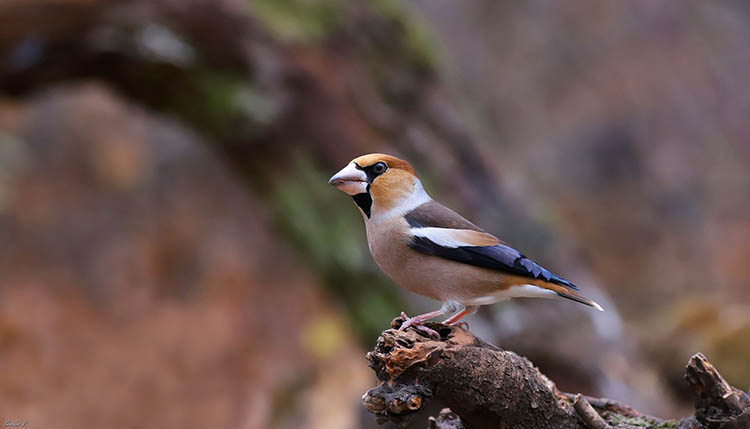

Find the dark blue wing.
xmin=409 ymin=236 xmax=578 ymax=290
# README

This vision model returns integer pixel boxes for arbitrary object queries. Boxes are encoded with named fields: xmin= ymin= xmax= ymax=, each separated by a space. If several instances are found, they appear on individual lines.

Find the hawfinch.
xmin=329 ymin=154 xmax=602 ymax=337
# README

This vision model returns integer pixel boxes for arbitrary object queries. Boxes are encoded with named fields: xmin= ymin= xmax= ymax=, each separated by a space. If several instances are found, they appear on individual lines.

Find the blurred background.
xmin=0 ymin=1 xmax=748 ymax=428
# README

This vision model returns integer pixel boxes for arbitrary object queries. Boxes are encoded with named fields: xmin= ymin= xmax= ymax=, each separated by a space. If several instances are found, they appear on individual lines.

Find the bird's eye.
xmin=372 ymin=162 xmax=387 ymax=174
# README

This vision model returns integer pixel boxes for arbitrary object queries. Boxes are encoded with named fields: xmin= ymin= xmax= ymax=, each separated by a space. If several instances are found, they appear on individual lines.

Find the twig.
xmin=574 ymin=394 xmax=612 ymax=429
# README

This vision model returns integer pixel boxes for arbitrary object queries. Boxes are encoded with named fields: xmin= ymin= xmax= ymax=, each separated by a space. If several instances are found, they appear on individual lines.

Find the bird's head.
xmin=329 ymin=154 xmax=425 ymax=218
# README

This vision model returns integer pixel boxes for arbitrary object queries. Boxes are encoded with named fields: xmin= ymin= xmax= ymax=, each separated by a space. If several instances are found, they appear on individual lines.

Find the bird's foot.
xmin=398 ymin=312 xmax=441 ymax=339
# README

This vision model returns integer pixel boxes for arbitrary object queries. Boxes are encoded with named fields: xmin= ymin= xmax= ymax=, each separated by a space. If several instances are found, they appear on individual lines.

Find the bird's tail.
xmin=556 ymin=290 xmax=604 ymax=311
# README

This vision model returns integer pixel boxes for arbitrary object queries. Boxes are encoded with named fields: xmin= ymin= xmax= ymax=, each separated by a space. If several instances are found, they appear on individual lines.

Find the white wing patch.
xmin=411 ymin=227 xmax=474 ymax=248
xmin=410 ymin=227 xmax=498 ymax=248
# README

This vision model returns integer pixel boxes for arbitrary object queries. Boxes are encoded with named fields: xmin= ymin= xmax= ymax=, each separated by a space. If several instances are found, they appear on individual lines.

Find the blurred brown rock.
xmin=0 ymin=85 xmax=369 ymax=429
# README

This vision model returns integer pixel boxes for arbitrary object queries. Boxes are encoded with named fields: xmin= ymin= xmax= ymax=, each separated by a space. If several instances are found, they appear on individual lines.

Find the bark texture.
xmin=363 ymin=319 xmax=750 ymax=429
xmin=427 ymin=409 xmax=465 ymax=429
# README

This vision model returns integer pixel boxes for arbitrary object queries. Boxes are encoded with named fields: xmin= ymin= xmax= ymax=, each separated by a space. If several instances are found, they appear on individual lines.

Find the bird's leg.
xmin=398 ymin=302 xmax=458 ymax=339
xmin=442 ymin=306 xmax=478 ymax=330
xmin=442 ymin=309 xmax=468 ymax=325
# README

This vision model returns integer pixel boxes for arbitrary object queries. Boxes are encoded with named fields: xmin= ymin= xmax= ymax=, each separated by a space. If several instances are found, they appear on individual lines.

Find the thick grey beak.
xmin=329 ymin=163 xmax=368 ymax=195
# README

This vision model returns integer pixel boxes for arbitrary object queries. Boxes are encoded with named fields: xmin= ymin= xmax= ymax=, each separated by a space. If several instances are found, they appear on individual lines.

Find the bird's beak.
xmin=329 ymin=162 xmax=368 ymax=195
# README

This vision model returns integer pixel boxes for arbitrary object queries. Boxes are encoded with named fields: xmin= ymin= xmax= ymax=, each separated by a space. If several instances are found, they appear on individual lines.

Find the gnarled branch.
xmin=362 ymin=318 xmax=750 ymax=429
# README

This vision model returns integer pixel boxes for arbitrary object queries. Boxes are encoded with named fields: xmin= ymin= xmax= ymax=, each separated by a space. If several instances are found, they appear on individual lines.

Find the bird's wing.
xmin=405 ymin=201 xmax=578 ymax=290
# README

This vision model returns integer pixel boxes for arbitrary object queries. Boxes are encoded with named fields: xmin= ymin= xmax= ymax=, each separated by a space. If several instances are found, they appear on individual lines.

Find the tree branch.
xmin=362 ymin=319 xmax=750 ymax=429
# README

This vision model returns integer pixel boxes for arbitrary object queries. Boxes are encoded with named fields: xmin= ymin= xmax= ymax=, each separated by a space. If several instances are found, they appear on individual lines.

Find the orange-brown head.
xmin=329 ymin=154 xmax=423 ymax=218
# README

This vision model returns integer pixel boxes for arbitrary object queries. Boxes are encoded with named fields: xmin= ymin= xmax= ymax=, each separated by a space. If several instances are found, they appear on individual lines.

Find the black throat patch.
xmin=351 ymin=162 xmax=384 ymax=219
xmin=352 ymin=191 xmax=372 ymax=218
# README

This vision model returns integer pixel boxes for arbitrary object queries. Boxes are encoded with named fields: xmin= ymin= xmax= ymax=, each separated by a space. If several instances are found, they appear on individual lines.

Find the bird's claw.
xmin=415 ymin=325 xmax=440 ymax=339
xmin=450 ymin=321 xmax=469 ymax=330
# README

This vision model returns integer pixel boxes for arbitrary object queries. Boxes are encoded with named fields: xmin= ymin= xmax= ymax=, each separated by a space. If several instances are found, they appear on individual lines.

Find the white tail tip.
xmin=592 ymin=301 xmax=604 ymax=312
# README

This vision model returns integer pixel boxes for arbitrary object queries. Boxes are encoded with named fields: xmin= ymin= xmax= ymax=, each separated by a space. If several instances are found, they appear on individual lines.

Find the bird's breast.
xmin=365 ymin=216 xmax=411 ymax=275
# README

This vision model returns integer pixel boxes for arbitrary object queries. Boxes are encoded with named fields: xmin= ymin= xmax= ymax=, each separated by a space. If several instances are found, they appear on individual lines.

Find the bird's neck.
xmin=367 ymin=178 xmax=431 ymax=225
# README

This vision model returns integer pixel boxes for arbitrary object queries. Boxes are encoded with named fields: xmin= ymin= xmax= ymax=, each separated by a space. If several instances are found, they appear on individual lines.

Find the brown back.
xmin=405 ymin=201 xmax=485 ymax=232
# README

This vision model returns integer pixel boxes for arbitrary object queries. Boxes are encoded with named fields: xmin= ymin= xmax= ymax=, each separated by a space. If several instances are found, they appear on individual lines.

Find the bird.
xmin=329 ymin=153 xmax=603 ymax=338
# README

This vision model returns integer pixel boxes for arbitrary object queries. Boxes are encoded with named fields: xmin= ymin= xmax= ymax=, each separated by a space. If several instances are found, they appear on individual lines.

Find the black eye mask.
xmin=355 ymin=162 xmax=388 ymax=184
